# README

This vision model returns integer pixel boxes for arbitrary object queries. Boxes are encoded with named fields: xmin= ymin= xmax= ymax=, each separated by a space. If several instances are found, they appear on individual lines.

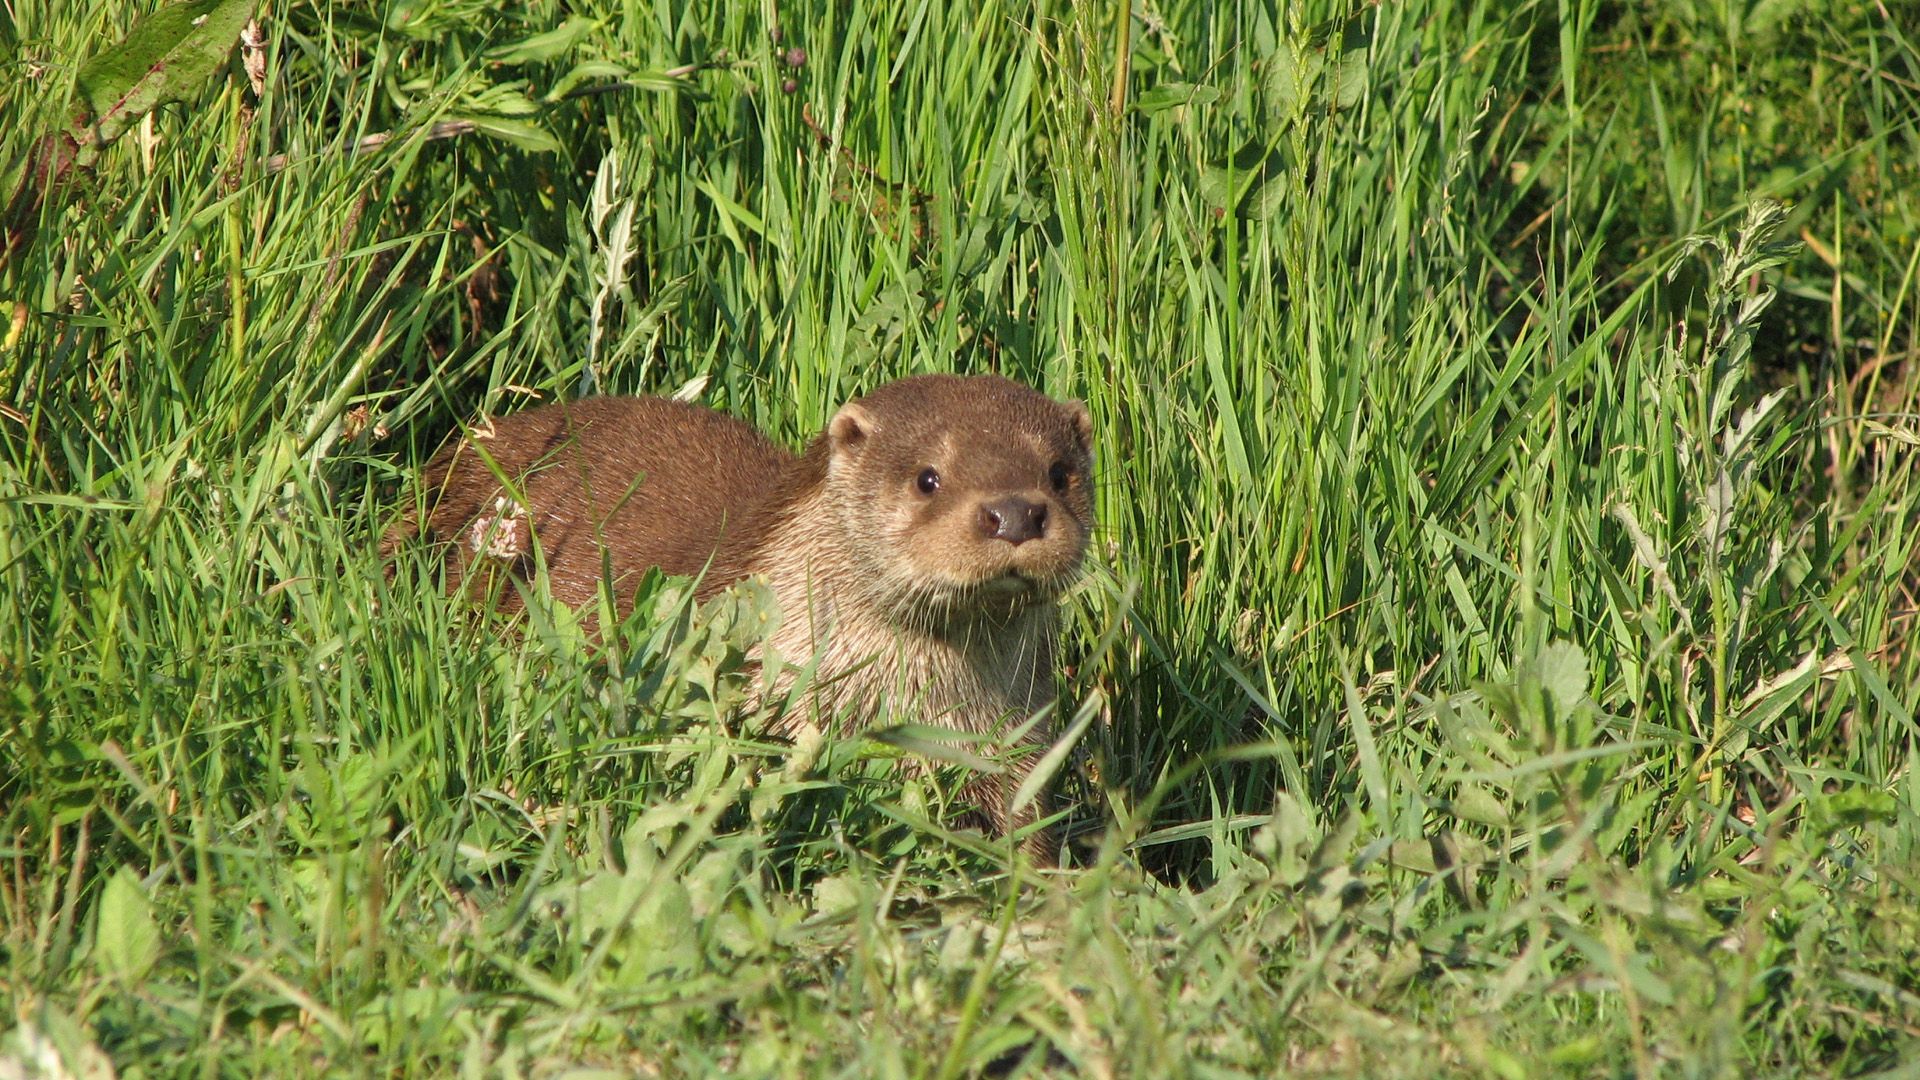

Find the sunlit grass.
xmin=3 ymin=0 xmax=1917 ymax=1074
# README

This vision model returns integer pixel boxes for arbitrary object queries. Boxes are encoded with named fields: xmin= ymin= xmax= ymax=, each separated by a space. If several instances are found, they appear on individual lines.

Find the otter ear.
xmin=828 ymin=401 xmax=878 ymax=455
xmin=1062 ymin=398 xmax=1093 ymax=453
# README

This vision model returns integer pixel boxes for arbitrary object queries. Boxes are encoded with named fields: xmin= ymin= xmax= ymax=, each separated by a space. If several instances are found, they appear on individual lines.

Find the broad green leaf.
xmin=810 ymin=873 xmax=863 ymax=919
xmin=1330 ymin=53 xmax=1369 ymax=108
xmin=1134 ymin=82 xmax=1221 ymax=114
xmin=1247 ymin=174 xmax=1287 ymax=220
xmin=465 ymin=81 xmax=544 ymax=118
xmin=74 ymin=0 xmax=256 ymax=149
xmin=1810 ymin=786 xmax=1897 ymax=830
xmin=93 ymin=867 xmax=161 ymax=987
xmin=1198 ymin=164 xmax=1235 ymax=209
xmin=458 ymin=116 xmax=563 ymax=154
xmin=1261 ymin=42 xmax=1320 ymax=124
xmin=1534 ymin=640 xmax=1591 ymax=717
xmin=1478 ymin=1047 xmax=1529 ymax=1080
xmin=1450 ymin=783 xmax=1512 ymax=828
xmin=485 ymin=16 xmax=598 ymax=65
xmin=545 ymin=60 xmax=631 ymax=102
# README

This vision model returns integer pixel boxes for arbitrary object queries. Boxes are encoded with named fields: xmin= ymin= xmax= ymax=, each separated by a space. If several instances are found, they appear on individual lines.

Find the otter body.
xmin=392 ymin=375 xmax=1096 ymax=859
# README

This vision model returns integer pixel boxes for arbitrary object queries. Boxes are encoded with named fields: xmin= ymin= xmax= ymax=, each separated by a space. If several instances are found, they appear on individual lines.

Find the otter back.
xmin=390 ymin=395 xmax=793 ymax=610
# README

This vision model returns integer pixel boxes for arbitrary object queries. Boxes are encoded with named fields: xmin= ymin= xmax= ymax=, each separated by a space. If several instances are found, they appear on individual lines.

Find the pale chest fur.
xmin=750 ymin=547 xmax=1057 ymax=745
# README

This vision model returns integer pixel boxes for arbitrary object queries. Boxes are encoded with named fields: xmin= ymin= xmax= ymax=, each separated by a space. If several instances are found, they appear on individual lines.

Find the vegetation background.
xmin=3 ymin=0 xmax=1918 ymax=1075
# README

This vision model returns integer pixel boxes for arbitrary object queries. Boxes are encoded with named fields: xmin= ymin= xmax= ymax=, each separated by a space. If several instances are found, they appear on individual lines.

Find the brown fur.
xmin=388 ymin=375 xmax=1096 ymax=862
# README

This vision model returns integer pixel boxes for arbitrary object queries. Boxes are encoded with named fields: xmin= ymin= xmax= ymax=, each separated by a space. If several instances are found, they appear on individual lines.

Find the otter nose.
xmin=978 ymin=496 xmax=1048 ymax=545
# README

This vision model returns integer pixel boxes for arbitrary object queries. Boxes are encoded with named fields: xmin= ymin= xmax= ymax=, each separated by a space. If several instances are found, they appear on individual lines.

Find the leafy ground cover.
xmin=3 ymin=0 xmax=1918 ymax=1075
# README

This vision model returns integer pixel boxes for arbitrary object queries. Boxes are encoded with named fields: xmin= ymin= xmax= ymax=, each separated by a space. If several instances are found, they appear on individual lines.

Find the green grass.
xmin=4 ymin=0 xmax=1919 ymax=1074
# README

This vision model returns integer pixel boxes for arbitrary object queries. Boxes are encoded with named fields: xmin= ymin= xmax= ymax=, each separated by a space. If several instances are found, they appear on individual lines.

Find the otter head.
xmin=821 ymin=374 xmax=1095 ymax=627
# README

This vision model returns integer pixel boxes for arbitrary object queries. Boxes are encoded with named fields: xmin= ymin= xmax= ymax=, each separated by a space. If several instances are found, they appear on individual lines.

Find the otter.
xmin=386 ymin=374 xmax=1096 ymax=862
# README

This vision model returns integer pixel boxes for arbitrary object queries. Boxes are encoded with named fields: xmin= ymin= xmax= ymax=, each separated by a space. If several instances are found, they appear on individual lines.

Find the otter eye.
xmin=1048 ymin=461 xmax=1070 ymax=492
xmin=916 ymin=467 xmax=942 ymax=495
